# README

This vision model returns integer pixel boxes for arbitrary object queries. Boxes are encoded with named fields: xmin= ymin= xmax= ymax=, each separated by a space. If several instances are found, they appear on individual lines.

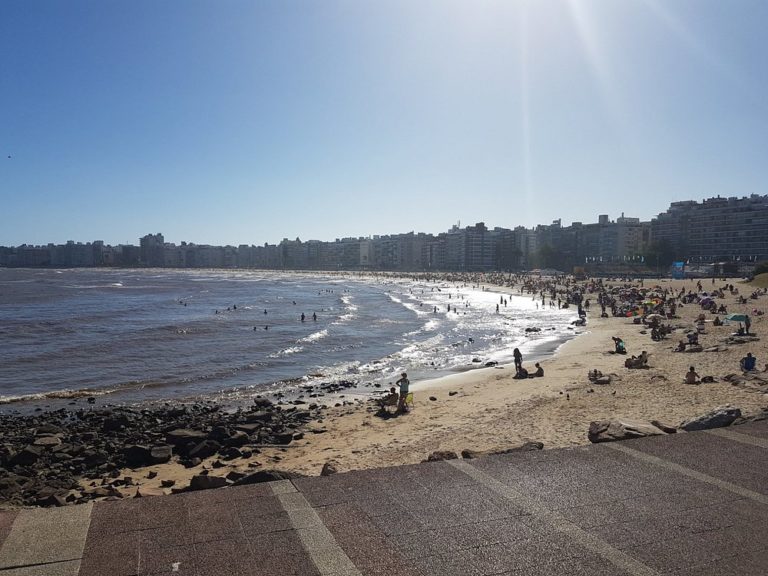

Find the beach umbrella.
xmin=645 ymin=313 xmax=664 ymax=321
xmin=699 ymin=297 xmax=714 ymax=306
xmin=725 ymin=313 xmax=748 ymax=323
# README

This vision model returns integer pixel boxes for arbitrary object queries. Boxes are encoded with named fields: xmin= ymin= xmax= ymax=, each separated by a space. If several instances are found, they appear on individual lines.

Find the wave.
xmin=268 ymin=346 xmax=304 ymax=358
xmin=0 ymin=387 xmax=115 ymax=405
xmin=298 ymin=329 xmax=328 ymax=343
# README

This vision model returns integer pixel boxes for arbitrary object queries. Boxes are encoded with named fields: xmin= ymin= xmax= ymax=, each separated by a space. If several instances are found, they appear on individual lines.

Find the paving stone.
xmin=0 ymin=510 xmax=18 ymax=549
xmin=0 ymin=559 xmax=82 ymax=576
xmin=248 ymin=531 xmax=320 ymax=575
xmin=193 ymin=537 xmax=256 ymax=576
xmin=0 ymin=503 xmax=92 ymax=569
xmin=187 ymin=499 xmax=244 ymax=543
xmin=138 ymin=542 xmax=196 ymax=575
xmin=79 ymin=530 xmax=139 ymax=576
xmin=623 ymin=431 xmax=768 ymax=495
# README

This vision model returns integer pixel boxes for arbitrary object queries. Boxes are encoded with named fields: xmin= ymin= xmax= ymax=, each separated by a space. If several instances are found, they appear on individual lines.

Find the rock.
xmin=226 ymin=470 xmax=247 ymax=483
xmin=429 ymin=396 xmax=437 ymax=402
xmin=320 ymin=460 xmax=340 ymax=476
xmin=224 ymin=431 xmax=250 ymax=447
xmin=135 ymin=486 xmax=166 ymax=498
xmin=588 ymin=419 xmax=666 ymax=443
xmin=189 ymin=474 xmax=228 ymax=491
xmin=271 ymin=433 xmax=294 ymax=445
xmin=146 ymin=471 xmax=158 ymax=479
xmin=650 ymin=420 xmax=678 ymax=434
xmin=448 ymin=391 xmax=458 ymax=396
xmin=188 ymin=440 xmax=221 ymax=460
xmin=102 ymin=414 xmax=131 ymax=432
xmin=253 ymin=397 xmax=274 ymax=408
xmin=35 ymin=424 xmax=63 ymax=435
xmin=680 ymin=406 xmax=742 ymax=432
xmin=150 ymin=445 xmax=173 ymax=464
xmin=160 ymin=479 xmax=176 ymax=488
xmin=33 ymin=435 xmax=62 ymax=448
xmin=123 ymin=445 xmax=153 ymax=467
xmin=461 ymin=442 xmax=544 ymax=459
xmin=425 ymin=451 xmax=458 ymax=462
xmin=231 ymin=470 xmax=305 ymax=486
xmin=165 ymin=429 xmax=207 ymax=446
xmin=11 ymin=445 xmax=43 ymax=466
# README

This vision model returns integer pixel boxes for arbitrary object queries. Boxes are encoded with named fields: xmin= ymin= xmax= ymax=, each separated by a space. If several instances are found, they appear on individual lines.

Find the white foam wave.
xmin=298 ymin=329 xmax=328 ymax=343
xmin=268 ymin=346 xmax=304 ymax=358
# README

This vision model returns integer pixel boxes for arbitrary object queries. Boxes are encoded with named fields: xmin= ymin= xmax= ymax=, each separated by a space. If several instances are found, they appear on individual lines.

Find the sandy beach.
xmin=119 ymin=276 xmax=768 ymax=495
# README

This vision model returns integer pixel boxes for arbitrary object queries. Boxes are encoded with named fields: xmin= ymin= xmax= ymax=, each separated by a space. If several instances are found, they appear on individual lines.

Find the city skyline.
xmin=3 ymin=194 xmax=766 ymax=272
xmin=2 ymin=1 xmax=767 ymax=246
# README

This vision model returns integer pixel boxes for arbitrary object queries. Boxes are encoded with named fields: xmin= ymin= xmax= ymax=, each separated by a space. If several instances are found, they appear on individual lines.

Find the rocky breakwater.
xmin=0 ymin=396 xmax=324 ymax=508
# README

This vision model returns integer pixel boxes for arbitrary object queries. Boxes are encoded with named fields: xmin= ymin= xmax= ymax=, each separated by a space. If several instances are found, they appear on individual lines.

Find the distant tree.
xmin=754 ymin=261 xmax=768 ymax=276
xmin=642 ymin=239 xmax=676 ymax=270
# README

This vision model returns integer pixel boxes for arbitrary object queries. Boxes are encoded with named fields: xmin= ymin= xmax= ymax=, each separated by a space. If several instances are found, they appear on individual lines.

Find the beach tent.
xmin=725 ymin=313 xmax=748 ymax=323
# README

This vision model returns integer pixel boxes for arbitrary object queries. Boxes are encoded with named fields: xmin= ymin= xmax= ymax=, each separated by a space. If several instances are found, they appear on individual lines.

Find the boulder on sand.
xmin=680 ymin=406 xmax=742 ymax=432
xmin=588 ymin=419 xmax=666 ymax=443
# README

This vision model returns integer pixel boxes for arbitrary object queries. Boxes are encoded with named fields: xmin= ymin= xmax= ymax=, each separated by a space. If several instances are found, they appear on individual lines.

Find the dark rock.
xmin=224 ymin=431 xmax=249 ymax=447
xmin=321 ymin=460 xmax=340 ymax=476
xmin=231 ymin=470 xmax=305 ymax=486
xmin=150 ymin=445 xmax=173 ymax=464
xmin=226 ymin=470 xmax=247 ymax=482
xmin=253 ymin=397 xmax=274 ymax=408
xmin=11 ymin=445 xmax=43 ymax=466
xmin=165 ymin=429 xmax=207 ymax=446
xmin=271 ymin=433 xmax=294 ymax=445
xmin=102 ymin=414 xmax=131 ymax=432
xmin=189 ymin=474 xmax=228 ymax=491
xmin=449 ymin=391 xmax=458 ymax=396
xmin=588 ymin=419 xmax=666 ymax=443
xmin=161 ymin=479 xmax=176 ymax=488
xmin=425 ymin=451 xmax=458 ymax=462
xmin=146 ymin=471 xmax=158 ymax=479
xmin=429 ymin=396 xmax=437 ymax=401
xmin=188 ymin=440 xmax=221 ymax=460
xmin=123 ymin=445 xmax=153 ymax=467
xmin=680 ymin=406 xmax=742 ymax=432
xmin=461 ymin=442 xmax=544 ymax=459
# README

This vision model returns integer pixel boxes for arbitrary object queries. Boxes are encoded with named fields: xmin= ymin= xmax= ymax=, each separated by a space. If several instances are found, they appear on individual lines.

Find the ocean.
xmin=0 ymin=268 xmax=578 ymax=411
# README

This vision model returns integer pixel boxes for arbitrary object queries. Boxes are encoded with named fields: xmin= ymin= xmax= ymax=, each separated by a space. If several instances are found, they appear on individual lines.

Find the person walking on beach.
xmin=513 ymin=348 xmax=522 ymax=375
xmin=395 ymin=372 xmax=410 ymax=413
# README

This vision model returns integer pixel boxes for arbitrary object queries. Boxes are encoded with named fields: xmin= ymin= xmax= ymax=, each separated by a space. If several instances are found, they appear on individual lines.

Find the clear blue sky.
xmin=2 ymin=0 xmax=767 ymax=246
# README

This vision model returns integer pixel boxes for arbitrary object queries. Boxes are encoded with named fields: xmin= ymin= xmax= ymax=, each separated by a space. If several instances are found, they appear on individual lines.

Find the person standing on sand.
xmin=395 ymin=372 xmax=410 ymax=412
xmin=513 ymin=348 xmax=523 ymax=375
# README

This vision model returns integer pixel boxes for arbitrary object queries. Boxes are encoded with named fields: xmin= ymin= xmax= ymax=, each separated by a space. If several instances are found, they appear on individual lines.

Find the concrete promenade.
xmin=0 ymin=420 xmax=766 ymax=576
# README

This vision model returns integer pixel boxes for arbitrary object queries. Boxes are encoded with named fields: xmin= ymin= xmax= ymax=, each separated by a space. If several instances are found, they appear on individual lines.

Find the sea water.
xmin=0 ymin=268 xmax=578 ymax=410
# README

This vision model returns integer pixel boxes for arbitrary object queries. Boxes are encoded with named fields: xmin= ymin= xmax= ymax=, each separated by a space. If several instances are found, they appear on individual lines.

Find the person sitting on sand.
xmin=685 ymin=366 xmax=700 ymax=385
xmin=674 ymin=340 xmax=686 ymax=352
xmin=514 ymin=366 xmax=529 ymax=379
xmin=740 ymin=353 xmax=757 ymax=372
xmin=379 ymin=387 xmax=399 ymax=409
xmin=713 ymin=316 xmax=722 ymax=326
xmin=612 ymin=336 xmax=626 ymax=354
xmin=532 ymin=363 xmax=544 ymax=377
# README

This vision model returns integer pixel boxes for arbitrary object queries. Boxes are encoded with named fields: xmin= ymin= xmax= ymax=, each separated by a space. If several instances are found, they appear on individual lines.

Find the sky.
xmin=1 ymin=0 xmax=767 ymax=247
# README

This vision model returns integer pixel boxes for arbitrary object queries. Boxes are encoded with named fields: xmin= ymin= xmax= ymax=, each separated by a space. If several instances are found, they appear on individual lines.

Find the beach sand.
xmin=115 ymin=278 xmax=768 ymax=495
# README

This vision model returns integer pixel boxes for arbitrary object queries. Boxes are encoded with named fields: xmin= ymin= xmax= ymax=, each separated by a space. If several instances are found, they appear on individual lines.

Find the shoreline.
xmin=1 ymin=276 xmax=766 ymax=507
